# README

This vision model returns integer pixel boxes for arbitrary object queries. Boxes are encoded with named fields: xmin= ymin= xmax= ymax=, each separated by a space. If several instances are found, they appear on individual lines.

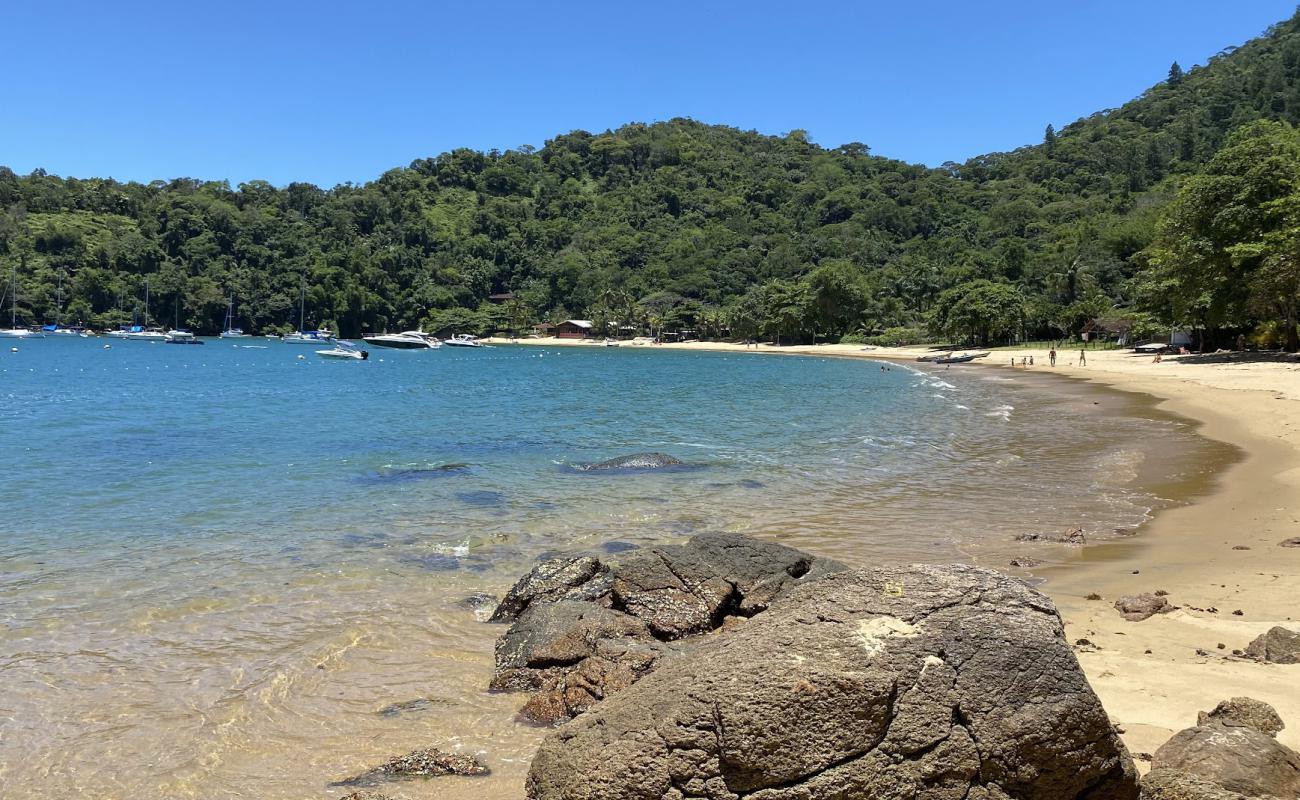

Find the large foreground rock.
xmin=1245 ymin=626 xmax=1300 ymax=664
xmin=1196 ymin=696 xmax=1285 ymax=737
xmin=1139 ymin=769 xmax=1253 ymax=800
xmin=489 ymin=533 xmax=843 ymax=723
xmin=1152 ymin=722 xmax=1300 ymax=798
xmin=527 ymin=563 xmax=1138 ymax=800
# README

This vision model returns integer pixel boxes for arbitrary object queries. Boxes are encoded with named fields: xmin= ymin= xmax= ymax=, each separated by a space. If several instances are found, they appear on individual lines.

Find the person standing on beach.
xmin=1049 ymin=348 xmax=1057 ymax=367
xmin=1079 ymin=348 xmax=1087 ymax=366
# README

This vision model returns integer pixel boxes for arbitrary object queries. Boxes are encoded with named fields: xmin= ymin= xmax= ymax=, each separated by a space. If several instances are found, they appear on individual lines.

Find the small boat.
xmin=282 ymin=329 xmax=336 ymax=344
xmin=603 ymin=338 xmax=621 ymax=347
xmin=108 ymin=325 xmax=168 ymax=341
xmin=362 ymin=330 xmax=441 ymax=349
xmin=316 ymin=341 xmax=369 ymax=360
xmin=933 ymin=353 xmax=977 ymax=364
xmin=443 ymin=334 xmax=483 ymax=348
xmin=220 ymin=298 xmax=249 ymax=338
xmin=164 ymin=329 xmax=204 ymax=345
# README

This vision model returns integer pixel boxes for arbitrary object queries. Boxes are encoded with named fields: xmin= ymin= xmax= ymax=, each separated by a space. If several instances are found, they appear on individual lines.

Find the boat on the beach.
xmin=443 ymin=334 xmax=483 ymax=348
xmin=604 ymin=338 xmax=621 ymax=347
xmin=934 ymin=353 xmax=977 ymax=364
xmin=316 ymin=341 xmax=368 ymax=360
xmin=164 ymin=329 xmax=204 ymax=345
xmin=363 ymin=330 xmax=441 ymax=349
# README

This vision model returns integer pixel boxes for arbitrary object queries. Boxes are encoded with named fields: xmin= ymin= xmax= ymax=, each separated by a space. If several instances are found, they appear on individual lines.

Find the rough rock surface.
xmin=1279 ymin=537 xmax=1300 ymax=547
xmin=527 ymin=563 xmax=1138 ymax=800
xmin=332 ymin=747 xmax=489 ymax=787
xmin=1139 ymin=769 xmax=1253 ymax=800
xmin=1152 ymin=722 xmax=1300 ymax=798
xmin=1245 ymin=626 xmax=1300 ymax=664
xmin=489 ymin=533 xmax=842 ymax=724
xmin=579 ymin=452 xmax=685 ymax=471
xmin=1114 ymin=593 xmax=1173 ymax=621
xmin=1196 ymin=697 xmax=1285 ymax=737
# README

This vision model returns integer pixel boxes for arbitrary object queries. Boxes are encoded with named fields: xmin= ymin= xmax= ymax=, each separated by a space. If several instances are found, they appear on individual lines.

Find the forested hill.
xmin=4 ymin=11 xmax=1300 ymax=343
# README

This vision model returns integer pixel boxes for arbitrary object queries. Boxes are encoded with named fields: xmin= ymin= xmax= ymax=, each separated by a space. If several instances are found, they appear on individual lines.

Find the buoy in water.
xmin=297 ymin=354 xmax=305 ymax=360
xmin=103 ymin=344 xmax=111 ymax=349
xmin=9 ymin=347 xmax=17 ymax=353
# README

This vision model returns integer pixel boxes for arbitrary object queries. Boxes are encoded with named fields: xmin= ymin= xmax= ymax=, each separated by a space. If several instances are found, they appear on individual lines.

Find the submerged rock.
xmin=1152 ymin=722 xmax=1300 ymax=797
xmin=527 ymin=563 xmax=1138 ymax=800
xmin=1114 ymin=593 xmax=1173 ymax=621
xmin=488 ymin=532 xmax=843 ymax=723
xmin=1245 ymin=626 xmax=1300 ymax=663
xmin=1197 ymin=697 xmax=1285 ymax=737
xmin=333 ymin=747 xmax=489 ymax=786
xmin=577 ymin=452 xmax=684 ymax=471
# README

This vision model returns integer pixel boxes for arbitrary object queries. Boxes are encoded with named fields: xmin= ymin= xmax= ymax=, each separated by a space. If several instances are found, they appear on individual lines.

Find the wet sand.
xmin=495 ymin=337 xmax=1300 ymax=758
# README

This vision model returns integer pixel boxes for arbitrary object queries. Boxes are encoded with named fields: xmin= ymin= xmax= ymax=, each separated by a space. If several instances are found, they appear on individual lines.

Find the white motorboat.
xmin=443 ymin=333 xmax=483 ymax=348
xmin=316 ymin=341 xmax=369 ymax=360
xmin=164 ymin=329 xmax=204 ymax=345
xmin=362 ymin=330 xmax=441 ymax=349
xmin=282 ymin=329 xmax=336 ymax=344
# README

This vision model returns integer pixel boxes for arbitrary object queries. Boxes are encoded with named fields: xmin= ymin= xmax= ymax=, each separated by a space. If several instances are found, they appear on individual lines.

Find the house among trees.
xmin=555 ymin=320 xmax=594 ymax=339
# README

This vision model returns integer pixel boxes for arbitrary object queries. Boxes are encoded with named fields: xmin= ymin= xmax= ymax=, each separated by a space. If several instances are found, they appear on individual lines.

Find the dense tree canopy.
xmin=5 ymin=11 xmax=1300 ymax=347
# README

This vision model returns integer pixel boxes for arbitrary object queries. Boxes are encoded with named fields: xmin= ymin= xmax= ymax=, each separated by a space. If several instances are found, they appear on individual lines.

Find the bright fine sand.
xmin=492 ymin=337 xmax=1300 ymax=760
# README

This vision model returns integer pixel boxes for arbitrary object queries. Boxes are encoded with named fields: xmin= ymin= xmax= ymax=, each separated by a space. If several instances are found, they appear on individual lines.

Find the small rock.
xmin=332 ymin=747 xmax=489 ymax=787
xmin=1245 ymin=626 xmax=1300 ymax=664
xmin=1010 ymin=557 xmax=1042 ymax=567
xmin=1278 ymin=537 xmax=1300 ymax=548
xmin=1232 ymin=545 xmax=1250 ymax=551
xmin=1154 ymin=589 xmax=1169 ymax=596
xmin=1197 ymin=697 xmax=1285 ymax=737
xmin=337 ymin=792 xmax=397 ymax=800
xmin=1086 ymin=592 xmax=1103 ymax=600
xmin=1216 ymin=643 xmax=1226 ymax=650
xmin=1231 ymin=609 xmax=1243 ymax=616
xmin=1196 ymin=648 xmax=1209 ymax=657
xmin=1114 ymin=593 xmax=1172 ymax=621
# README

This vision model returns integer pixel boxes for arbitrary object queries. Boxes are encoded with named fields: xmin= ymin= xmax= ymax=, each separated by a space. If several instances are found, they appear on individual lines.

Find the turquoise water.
xmin=0 ymin=338 xmax=1217 ymax=799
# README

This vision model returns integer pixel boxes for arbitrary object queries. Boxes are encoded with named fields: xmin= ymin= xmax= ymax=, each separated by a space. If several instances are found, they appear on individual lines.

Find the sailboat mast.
xmin=299 ymin=277 xmax=306 ymax=333
xmin=144 ymin=280 xmax=150 ymax=328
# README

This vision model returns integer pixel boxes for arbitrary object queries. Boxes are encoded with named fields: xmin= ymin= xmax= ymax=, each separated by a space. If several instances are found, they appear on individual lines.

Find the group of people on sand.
xmin=1012 ymin=347 xmax=1088 ymax=368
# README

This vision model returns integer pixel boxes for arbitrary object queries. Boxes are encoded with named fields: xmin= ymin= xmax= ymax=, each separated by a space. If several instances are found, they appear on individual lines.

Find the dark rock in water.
xmin=601 ymin=540 xmax=638 ymax=554
xmin=455 ymin=490 xmax=505 ymax=507
xmin=1245 ymin=625 xmax=1300 ymax=663
xmin=526 ymin=563 xmax=1138 ymax=800
xmin=737 ymin=478 xmax=765 ymax=489
xmin=365 ymin=463 xmax=471 ymax=483
xmin=577 ymin=452 xmax=684 ymax=471
xmin=1114 ymin=593 xmax=1173 ymax=621
xmin=1139 ymin=769 xmax=1252 ymax=800
xmin=1196 ymin=697 xmax=1285 ymax=737
xmin=337 ymin=792 xmax=397 ymax=800
xmin=488 ymin=532 xmax=844 ymax=723
xmin=457 ymin=592 xmax=498 ymax=611
xmin=332 ymin=747 xmax=489 ymax=787
xmin=1152 ymin=722 xmax=1300 ymax=797
xmin=377 ymin=698 xmax=442 ymax=717
xmin=1010 ymin=557 xmax=1042 ymax=567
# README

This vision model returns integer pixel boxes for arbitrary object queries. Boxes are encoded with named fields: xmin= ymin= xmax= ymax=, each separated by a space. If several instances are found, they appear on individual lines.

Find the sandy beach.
xmin=490 ymin=336 xmax=1300 ymax=759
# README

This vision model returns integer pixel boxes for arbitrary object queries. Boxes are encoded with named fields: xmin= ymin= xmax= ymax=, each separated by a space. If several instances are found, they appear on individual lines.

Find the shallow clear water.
xmin=0 ymin=339 xmax=1220 ymax=798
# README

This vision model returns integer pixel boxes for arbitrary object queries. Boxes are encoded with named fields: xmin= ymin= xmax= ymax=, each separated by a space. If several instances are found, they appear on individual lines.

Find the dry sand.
xmin=490 ymin=336 xmax=1300 ymax=758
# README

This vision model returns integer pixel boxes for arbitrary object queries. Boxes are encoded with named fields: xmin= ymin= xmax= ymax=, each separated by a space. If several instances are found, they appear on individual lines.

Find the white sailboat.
xmin=220 ymin=297 xmax=249 ymax=338
xmin=281 ymin=278 xmax=335 ymax=344
xmin=119 ymin=281 xmax=167 ymax=340
xmin=0 ymin=260 xmax=41 ymax=338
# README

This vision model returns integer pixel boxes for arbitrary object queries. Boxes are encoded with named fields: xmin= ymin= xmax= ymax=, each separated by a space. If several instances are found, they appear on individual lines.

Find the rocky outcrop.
xmin=488 ymin=533 xmax=843 ymax=724
xmin=1139 ymin=769 xmax=1253 ymax=800
xmin=527 ymin=563 xmax=1138 ymax=800
xmin=1245 ymin=626 xmax=1300 ymax=664
xmin=1197 ymin=697 xmax=1285 ymax=737
xmin=578 ymin=452 xmax=684 ymax=471
xmin=1152 ymin=722 xmax=1300 ymax=798
xmin=1114 ymin=593 xmax=1173 ymax=621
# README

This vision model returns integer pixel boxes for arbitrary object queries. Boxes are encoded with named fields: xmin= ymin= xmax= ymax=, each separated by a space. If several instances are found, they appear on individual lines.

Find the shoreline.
xmin=489 ymin=336 xmax=1300 ymax=757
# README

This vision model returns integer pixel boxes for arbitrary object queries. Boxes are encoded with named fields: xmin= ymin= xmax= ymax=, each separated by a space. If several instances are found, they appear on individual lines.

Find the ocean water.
xmin=0 ymin=338 xmax=1223 ymax=799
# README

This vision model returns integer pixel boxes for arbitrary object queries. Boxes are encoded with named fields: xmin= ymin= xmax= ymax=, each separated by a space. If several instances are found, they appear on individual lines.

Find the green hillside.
xmin=4 ymin=12 xmax=1300 ymax=345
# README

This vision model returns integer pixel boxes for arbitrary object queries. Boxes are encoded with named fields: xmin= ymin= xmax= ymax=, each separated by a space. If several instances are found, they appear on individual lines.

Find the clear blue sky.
xmin=2 ymin=0 xmax=1296 ymax=187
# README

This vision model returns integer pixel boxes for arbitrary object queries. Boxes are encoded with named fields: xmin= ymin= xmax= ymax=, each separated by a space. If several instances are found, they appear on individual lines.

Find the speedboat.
xmin=362 ymin=331 xmax=441 ymax=349
xmin=443 ymin=334 xmax=483 ymax=348
xmin=316 ymin=341 xmax=368 ymax=360
xmin=281 ymin=329 xmax=336 ymax=344
xmin=164 ymin=329 xmax=204 ymax=345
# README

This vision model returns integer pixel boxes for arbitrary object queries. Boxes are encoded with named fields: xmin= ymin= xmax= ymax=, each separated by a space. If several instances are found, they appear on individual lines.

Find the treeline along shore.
xmin=6 ymin=13 xmax=1300 ymax=351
